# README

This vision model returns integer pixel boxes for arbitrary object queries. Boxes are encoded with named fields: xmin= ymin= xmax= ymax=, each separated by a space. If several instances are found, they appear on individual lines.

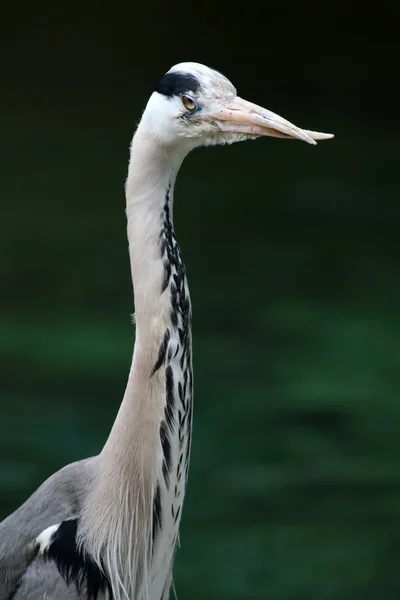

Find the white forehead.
xmin=169 ymin=62 xmax=236 ymax=97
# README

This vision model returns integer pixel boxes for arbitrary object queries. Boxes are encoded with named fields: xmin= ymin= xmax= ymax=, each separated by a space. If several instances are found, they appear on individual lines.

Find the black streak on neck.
xmin=156 ymin=184 xmax=191 ymax=347
xmin=151 ymin=183 xmax=194 ymax=544
xmin=152 ymin=484 xmax=162 ymax=544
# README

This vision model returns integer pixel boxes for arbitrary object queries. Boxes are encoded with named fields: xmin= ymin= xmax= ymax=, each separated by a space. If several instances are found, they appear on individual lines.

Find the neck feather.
xmin=105 ymin=127 xmax=190 ymax=458
xmin=79 ymin=126 xmax=194 ymax=600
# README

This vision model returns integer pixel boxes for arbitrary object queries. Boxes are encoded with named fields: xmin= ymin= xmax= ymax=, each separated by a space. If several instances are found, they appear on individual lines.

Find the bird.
xmin=0 ymin=62 xmax=333 ymax=600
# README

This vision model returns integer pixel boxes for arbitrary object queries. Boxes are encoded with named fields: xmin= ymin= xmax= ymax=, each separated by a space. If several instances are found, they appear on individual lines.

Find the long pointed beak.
xmin=209 ymin=96 xmax=334 ymax=145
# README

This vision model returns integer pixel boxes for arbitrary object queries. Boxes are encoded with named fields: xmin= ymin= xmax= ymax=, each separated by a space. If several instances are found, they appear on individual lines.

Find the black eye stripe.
xmin=155 ymin=72 xmax=201 ymax=98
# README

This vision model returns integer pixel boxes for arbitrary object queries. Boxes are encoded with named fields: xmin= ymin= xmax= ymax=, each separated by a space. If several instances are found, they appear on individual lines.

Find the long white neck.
xmin=102 ymin=126 xmax=191 ymax=469
xmin=79 ymin=124 xmax=194 ymax=600
xmin=126 ymin=132 xmax=186 ymax=360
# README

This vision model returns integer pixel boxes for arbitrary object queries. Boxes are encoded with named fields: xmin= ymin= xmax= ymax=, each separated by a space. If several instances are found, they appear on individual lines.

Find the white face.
xmin=140 ymin=63 xmax=244 ymax=148
xmin=139 ymin=62 xmax=334 ymax=149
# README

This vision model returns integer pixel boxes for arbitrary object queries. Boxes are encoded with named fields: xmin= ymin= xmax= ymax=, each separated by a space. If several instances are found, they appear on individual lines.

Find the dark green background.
xmin=1 ymin=2 xmax=400 ymax=598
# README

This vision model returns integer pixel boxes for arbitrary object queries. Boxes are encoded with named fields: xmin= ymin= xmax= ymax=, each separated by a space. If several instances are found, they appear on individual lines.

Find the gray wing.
xmin=0 ymin=457 xmax=97 ymax=600
xmin=13 ymin=560 xmax=80 ymax=600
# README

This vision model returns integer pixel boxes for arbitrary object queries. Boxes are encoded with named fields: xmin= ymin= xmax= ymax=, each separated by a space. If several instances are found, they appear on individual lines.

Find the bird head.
xmin=140 ymin=62 xmax=333 ymax=149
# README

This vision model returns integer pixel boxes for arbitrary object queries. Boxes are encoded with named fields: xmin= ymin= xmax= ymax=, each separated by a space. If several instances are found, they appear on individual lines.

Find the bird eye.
xmin=181 ymin=95 xmax=197 ymax=111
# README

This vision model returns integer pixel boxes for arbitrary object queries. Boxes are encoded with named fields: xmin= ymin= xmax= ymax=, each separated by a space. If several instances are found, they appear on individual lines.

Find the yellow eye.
xmin=181 ymin=95 xmax=197 ymax=111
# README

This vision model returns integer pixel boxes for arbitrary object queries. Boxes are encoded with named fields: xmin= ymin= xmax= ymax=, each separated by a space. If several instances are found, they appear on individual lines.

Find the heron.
xmin=0 ymin=62 xmax=333 ymax=600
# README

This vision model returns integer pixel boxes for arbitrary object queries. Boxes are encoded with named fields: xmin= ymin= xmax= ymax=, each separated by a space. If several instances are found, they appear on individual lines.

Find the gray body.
xmin=0 ymin=459 xmax=96 ymax=599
